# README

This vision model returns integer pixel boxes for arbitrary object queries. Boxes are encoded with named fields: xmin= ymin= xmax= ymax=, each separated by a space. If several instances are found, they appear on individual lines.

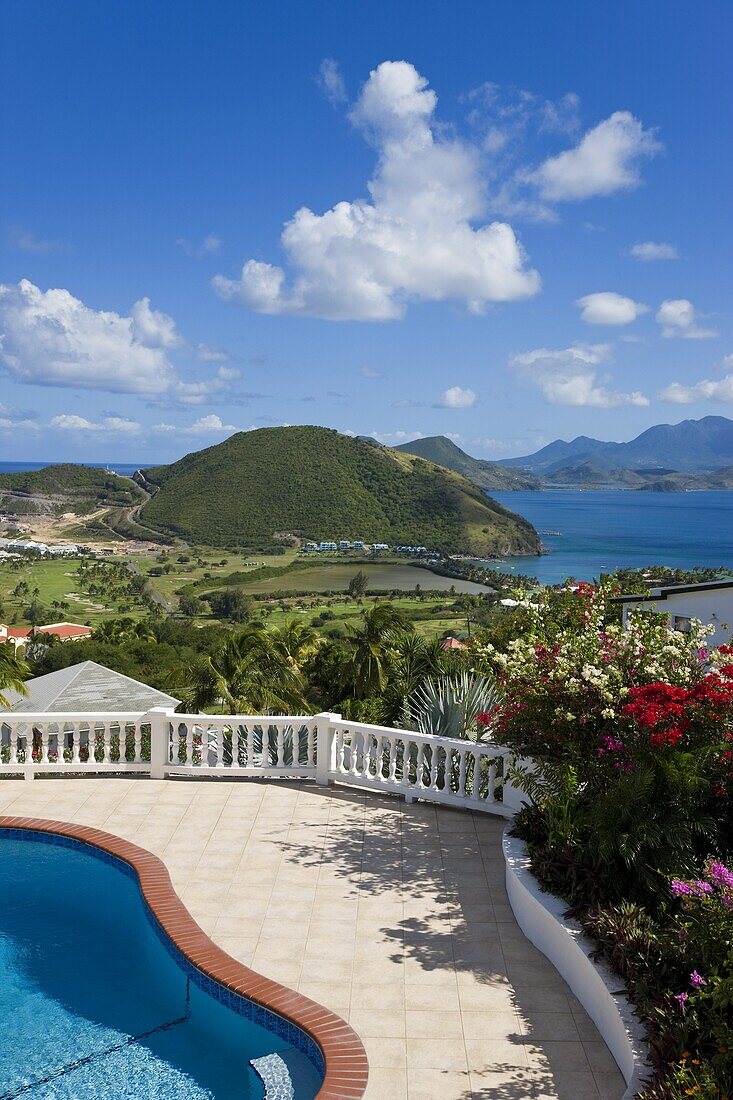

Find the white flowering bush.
xmin=472 ymin=581 xmax=716 ymax=770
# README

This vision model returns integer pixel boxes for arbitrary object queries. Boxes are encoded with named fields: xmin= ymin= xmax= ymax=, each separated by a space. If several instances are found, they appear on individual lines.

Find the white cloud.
xmin=213 ymin=61 xmax=540 ymax=321
xmin=0 ymin=403 xmax=39 ymax=431
xmin=630 ymin=241 xmax=678 ymax=261
xmin=575 ymin=292 xmax=648 ymax=326
xmin=439 ymin=386 xmax=477 ymax=408
xmin=656 ymin=298 xmax=718 ymax=339
xmin=176 ymin=234 xmax=222 ymax=259
xmin=7 ymin=226 xmax=67 ymax=254
xmin=660 ymin=376 xmax=733 ymax=404
xmin=185 ymin=414 xmax=237 ymax=435
xmin=317 ymin=58 xmax=347 ymax=105
xmin=472 ymin=437 xmax=514 ymax=453
xmin=659 ymin=355 xmax=733 ymax=404
xmin=369 ymin=429 xmax=425 ymax=444
xmin=0 ymin=280 xmax=234 ymax=404
xmin=50 ymin=414 xmax=142 ymax=434
xmin=131 ymin=297 xmax=181 ymax=348
xmin=49 ymin=413 xmax=237 ymax=438
xmin=529 ymin=111 xmax=661 ymax=201
xmin=360 ymin=366 xmax=384 ymax=379
xmin=0 ymin=281 xmax=175 ymax=395
xmin=513 ymin=344 xmax=649 ymax=407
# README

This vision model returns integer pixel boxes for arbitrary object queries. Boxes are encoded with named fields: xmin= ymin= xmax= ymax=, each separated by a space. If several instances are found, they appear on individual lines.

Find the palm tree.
xmin=176 ymin=626 xmax=309 ymax=714
xmin=271 ymin=619 xmax=320 ymax=671
xmin=339 ymin=603 xmax=408 ymax=700
xmin=383 ymin=633 xmax=448 ymax=725
xmin=93 ymin=617 xmax=156 ymax=644
xmin=0 ymin=644 xmax=29 ymax=708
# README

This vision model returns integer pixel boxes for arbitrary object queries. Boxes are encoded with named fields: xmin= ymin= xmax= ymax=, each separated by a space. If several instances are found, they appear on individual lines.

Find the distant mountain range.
xmin=395 ymin=436 xmax=540 ymax=490
xmin=498 ymin=416 xmax=733 ymax=475
xmin=391 ymin=418 xmax=733 ymax=493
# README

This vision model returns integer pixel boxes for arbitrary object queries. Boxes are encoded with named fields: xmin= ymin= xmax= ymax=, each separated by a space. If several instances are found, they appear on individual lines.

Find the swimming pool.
xmin=0 ymin=829 xmax=325 ymax=1099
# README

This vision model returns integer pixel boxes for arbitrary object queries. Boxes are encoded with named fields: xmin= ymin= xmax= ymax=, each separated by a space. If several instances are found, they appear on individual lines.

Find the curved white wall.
xmin=503 ymin=830 xmax=650 ymax=1099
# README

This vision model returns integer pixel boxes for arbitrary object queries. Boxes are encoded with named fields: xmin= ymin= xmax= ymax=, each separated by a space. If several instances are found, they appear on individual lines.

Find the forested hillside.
xmin=141 ymin=427 xmax=540 ymax=555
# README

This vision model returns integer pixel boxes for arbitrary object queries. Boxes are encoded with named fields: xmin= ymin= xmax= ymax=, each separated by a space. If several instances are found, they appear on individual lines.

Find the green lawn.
xmin=231 ymin=561 xmax=489 ymax=595
xmin=136 ymin=548 xmax=300 ymax=604
xmin=0 ymin=551 xmax=477 ymax=641
xmin=0 ymin=558 xmax=147 ymax=626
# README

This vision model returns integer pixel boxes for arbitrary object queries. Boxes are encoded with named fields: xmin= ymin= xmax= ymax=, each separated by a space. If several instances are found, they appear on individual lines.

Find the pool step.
xmin=250 ymin=1053 xmax=295 ymax=1099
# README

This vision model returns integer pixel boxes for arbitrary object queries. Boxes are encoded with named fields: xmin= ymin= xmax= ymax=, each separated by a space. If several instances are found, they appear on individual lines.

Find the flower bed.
xmin=473 ymin=584 xmax=733 ymax=1098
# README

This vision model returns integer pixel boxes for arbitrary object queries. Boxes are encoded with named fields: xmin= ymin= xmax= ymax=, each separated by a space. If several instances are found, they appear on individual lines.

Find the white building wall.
xmin=623 ymin=589 xmax=733 ymax=647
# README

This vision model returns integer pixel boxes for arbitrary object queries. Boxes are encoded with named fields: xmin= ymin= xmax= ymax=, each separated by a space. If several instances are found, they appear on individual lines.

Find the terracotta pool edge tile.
xmin=0 ymin=815 xmax=369 ymax=1099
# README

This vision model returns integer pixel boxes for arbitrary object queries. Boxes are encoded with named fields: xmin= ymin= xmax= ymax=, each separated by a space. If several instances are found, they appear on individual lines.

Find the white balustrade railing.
xmin=0 ymin=707 xmax=524 ymax=816
xmin=0 ymin=712 xmax=152 ymax=775
xmin=165 ymin=713 xmax=319 ymax=777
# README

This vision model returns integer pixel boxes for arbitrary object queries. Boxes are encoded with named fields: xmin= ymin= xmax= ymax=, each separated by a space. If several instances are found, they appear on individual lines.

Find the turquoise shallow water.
xmin=0 ymin=836 xmax=321 ymax=1099
xmin=491 ymin=490 xmax=733 ymax=585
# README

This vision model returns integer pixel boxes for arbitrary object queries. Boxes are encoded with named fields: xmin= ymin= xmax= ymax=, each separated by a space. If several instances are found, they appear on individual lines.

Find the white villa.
xmin=614 ymin=577 xmax=733 ymax=646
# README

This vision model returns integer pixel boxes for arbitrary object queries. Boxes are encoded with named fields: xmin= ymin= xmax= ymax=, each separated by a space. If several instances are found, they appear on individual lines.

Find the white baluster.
xmin=71 ymin=723 xmax=80 ymax=764
xmin=9 ymin=724 xmax=18 ymax=765
xmin=458 ymin=748 xmax=467 ymax=797
xmin=307 ymin=722 xmax=315 ymax=768
xmin=400 ymin=739 xmax=412 ymax=789
xmin=232 ymin=724 xmax=242 ymax=768
xmin=276 ymin=724 xmax=284 ymax=767
xmin=335 ymin=728 xmax=345 ymax=772
xmin=182 ymin=722 xmax=192 ymax=766
xmin=429 ymin=744 xmax=438 ymax=790
xmin=40 ymin=724 xmax=50 ymax=765
xmin=471 ymin=750 xmax=482 ymax=801
xmin=487 ymin=759 xmax=496 ymax=804
xmin=350 ymin=731 xmax=361 ymax=777
xmin=57 ymin=727 xmax=66 ymax=765
xmin=245 ymin=724 xmax=255 ymax=769
xmin=363 ymin=733 xmax=373 ymax=778
xmin=132 ymin=722 xmax=141 ymax=763
xmin=388 ymin=735 xmax=398 ymax=783
xmin=103 ymin=723 xmax=112 ymax=764
xmin=415 ymin=742 xmax=425 ymax=789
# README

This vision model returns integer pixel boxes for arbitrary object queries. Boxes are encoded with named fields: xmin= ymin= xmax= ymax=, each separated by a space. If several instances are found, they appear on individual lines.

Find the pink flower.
xmin=674 ymin=992 xmax=688 ymax=1004
xmin=706 ymin=860 xmax=733 ymax=890
xmin=689 ymin=971 xmax=707 ymax=988
xmin=671 ymin=879 xmax=713 ymax=898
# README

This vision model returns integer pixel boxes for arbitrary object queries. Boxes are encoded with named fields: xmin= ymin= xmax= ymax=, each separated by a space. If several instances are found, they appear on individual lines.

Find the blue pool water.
xmin=0 ymin=834 xmax=322 ymax=1099
xmin=491 ymin=490 xmax=733 ymax=585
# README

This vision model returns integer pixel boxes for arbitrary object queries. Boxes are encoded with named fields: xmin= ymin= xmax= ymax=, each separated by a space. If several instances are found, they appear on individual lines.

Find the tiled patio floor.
xmin=0 ymin=777 xmax=626 ymax=1100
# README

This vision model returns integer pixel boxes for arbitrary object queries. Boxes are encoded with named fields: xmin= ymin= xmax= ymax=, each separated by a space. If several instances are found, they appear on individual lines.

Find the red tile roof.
xmin=2 ymin=622 xmax=92 ymax=641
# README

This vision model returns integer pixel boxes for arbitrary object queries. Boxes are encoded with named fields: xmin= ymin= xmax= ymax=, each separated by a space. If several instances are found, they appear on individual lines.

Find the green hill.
xmin=140 ymin=427 xmax=541 ymax=556
xmin=395 ymin=436 xmax=540 ymax=490
xmin=0 ymin=464 xmax=144 ymax=516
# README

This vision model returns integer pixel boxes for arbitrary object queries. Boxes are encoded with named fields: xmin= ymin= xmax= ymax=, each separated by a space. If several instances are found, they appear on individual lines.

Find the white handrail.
xmin=0 ymin=707 xmax=523 ymax=815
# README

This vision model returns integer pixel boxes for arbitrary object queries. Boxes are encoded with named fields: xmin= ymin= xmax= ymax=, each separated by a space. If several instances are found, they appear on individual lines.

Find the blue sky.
xmin=1 ymin=0 xmax=731 ymax=464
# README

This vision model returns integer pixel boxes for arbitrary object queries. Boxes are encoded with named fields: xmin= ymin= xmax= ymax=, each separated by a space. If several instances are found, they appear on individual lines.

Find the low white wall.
xmin=503 ymin=830 xmax=649 ymax=1099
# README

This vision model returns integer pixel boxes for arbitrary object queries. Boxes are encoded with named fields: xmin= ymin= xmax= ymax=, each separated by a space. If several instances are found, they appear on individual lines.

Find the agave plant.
xmin=407 ymin=670 xmax=500 ymax=742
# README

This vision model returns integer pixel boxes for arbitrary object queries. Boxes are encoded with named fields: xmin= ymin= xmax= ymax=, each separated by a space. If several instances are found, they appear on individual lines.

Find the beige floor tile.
xmin=2 ymin=778 xmax=624 ymax=1100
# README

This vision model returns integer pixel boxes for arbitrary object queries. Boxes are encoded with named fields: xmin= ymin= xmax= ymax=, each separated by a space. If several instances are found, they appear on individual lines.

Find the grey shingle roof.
xmin=0 ymin=661 xmax=179 ymax=714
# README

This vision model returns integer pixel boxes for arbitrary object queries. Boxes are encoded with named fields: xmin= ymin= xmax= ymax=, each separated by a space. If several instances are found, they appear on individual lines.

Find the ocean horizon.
xmin=0 ymin=460 xmax=148 ymax=477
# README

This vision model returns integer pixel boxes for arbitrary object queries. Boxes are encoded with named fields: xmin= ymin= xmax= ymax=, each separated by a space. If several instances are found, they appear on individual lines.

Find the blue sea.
xmin=0 ymin=460 xmax=145 ymax=476
xmin=491 ymin=490 xmax=733 ymax=585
